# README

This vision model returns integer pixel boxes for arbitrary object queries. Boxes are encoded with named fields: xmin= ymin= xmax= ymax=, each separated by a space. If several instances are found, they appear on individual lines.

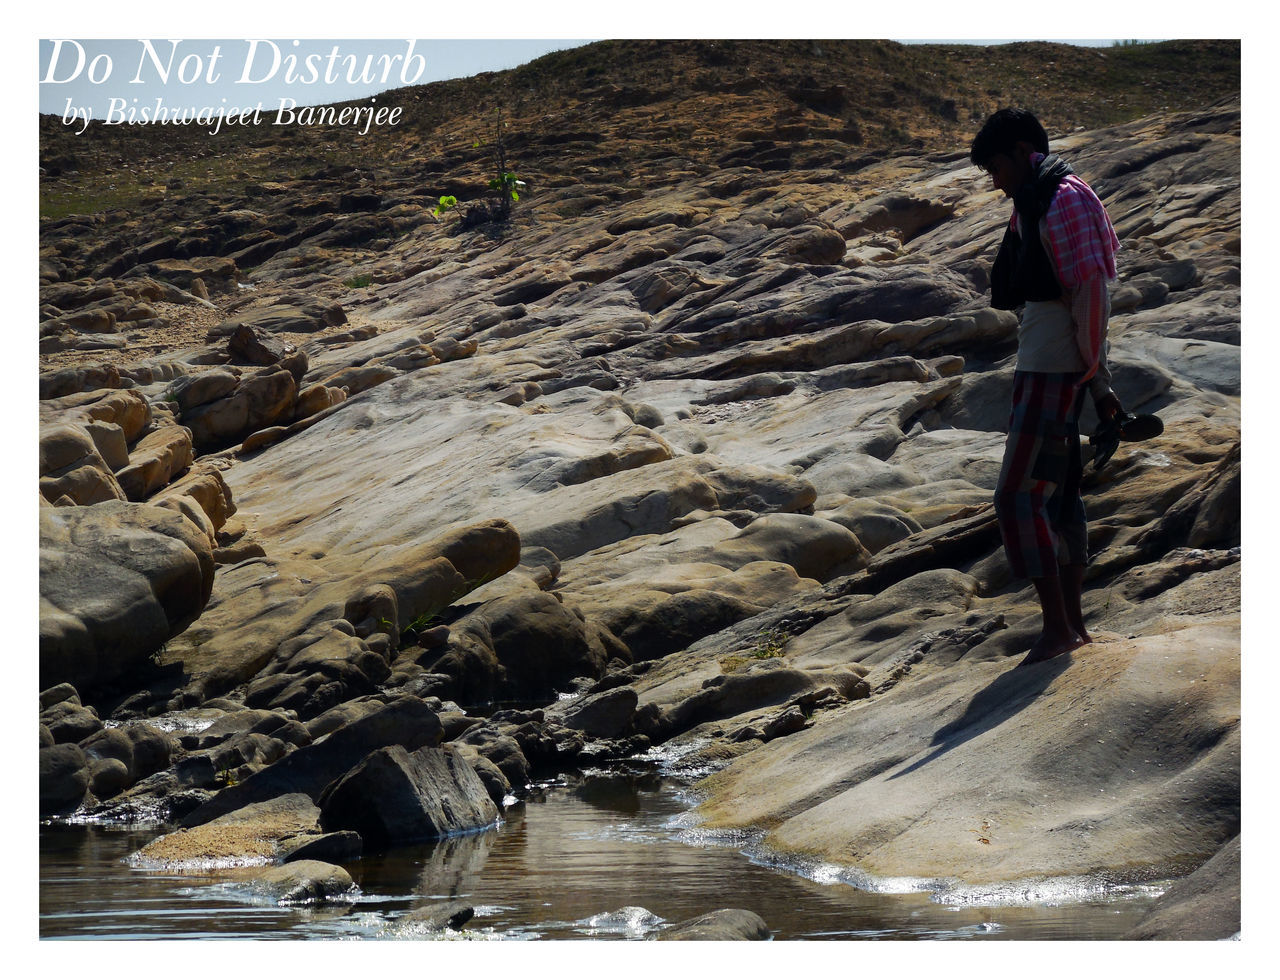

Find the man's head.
xmin=970 ymin=108 xmax=1050 ymax=198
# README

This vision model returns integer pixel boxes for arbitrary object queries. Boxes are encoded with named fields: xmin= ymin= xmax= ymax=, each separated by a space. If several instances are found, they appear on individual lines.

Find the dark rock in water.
xmin=458 ymin=728 xmax=531 ymax=788
xmin=251 ymin=860 xmax=355 ymax=904
xmin=179 ymin=695 xmax=443 ymax=827
xmin=280 ymin=830 xmax=363 ymax=865
xmin=399 ymin=901 xmax=475 ymax=932
xmin=1124 ymin=835 xmax=1240 ymax=939
xmin=39 ymin=743 xmax=91 ymax=817
xmin=552 ymin=686 xmax=639 ymax=739
xmin=656 ymin=908 xmax=771 ymax=940
xmin=318 ymin=744 xmax=498 ymax=848
xmin=453 ymin=744 xmax=512 ymax=807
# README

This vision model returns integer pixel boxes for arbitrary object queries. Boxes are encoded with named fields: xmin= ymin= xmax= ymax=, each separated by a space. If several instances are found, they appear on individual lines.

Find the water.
xmin=39 ymin=761 xmax=1168 ymax=940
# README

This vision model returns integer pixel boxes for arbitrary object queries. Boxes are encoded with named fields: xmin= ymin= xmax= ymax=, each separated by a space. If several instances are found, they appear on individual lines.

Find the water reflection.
xmin=40 ymin=768 xmax=1167 ymax=940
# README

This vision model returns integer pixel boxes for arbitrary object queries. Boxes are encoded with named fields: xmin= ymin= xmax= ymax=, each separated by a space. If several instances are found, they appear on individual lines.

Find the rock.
xmin=457 ymin=730 xmax=530 ymax=789
xmin=318 ymin=744 xmax=499 ymax=848
xmin=656 ymin=908 xmax=771 ymax=940
xmin=454 ymin=747 xmax=511 ymax=807
xmin=39 ymin=500 xmax=215 ymax=695
xmin=181 ymin=366 xmax=298 ymax=452
xmin=228 ymin=324 xmax=298 ymax=365
xmin=550 ymin=686 xmax=639 ymax=739
xmin=39 ymin=743 xmax=91 ymax=817
xmin=152 ymin=464 xmax=237 ymax=535
xmin=38 ymin=423 xmax=127 ymax=505
xmin=1124 ymin=835 xmax=1240 ymax=939
xmin=136 ymin=794 xmax=324 ymax=867
xmin=251 ymin=860 xmax=355 ymax=904
xmin=165 ymin=370 xmax=240 ymax=413
xmin=89 ymin=757 xmax=132 ymax=799
xmin=124 ymin=257 xmax=238 ymax=292
xmin=39 ymin=699 xmax=103 ymax=743
xmin=399 ymin=901 xmax=474 ymax=932
xmin=208 ymin=300 xmax=346 ymax=339
xmin=427 ymin=591 xmax=612 ymax=704
xmin=80 ymin=722 xmax=175 ymax=785
xmin=280 ymin=831 xmax=363 ymax=865
xmin=115 ymin=423 xmax=194 ymax=501
xmin=695 ymin=621 xmax=1238 ymax=888
xmin=179 ymin=696 xmax=443 ymax=827
xmin=39 ymin=683 xmax=80 ymax=709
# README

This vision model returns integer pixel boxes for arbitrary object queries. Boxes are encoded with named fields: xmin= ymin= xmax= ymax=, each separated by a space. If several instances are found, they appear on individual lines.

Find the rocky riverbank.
xmin=38 ymin=41 xmax=1239 ymax=939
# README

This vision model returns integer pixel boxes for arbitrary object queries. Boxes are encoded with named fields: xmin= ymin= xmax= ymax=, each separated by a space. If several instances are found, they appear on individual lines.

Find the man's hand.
xmin=1094 ymin=391 xmax=1122 ymax=421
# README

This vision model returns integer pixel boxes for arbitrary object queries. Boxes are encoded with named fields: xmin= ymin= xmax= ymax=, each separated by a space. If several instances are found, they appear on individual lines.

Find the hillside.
xmin=39 ymin=39 xmax=1238 ymax=224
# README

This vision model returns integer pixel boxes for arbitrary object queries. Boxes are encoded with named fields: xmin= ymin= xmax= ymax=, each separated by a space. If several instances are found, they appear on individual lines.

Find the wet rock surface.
xmin=38 ymin=41 xmax=1239 ymax=939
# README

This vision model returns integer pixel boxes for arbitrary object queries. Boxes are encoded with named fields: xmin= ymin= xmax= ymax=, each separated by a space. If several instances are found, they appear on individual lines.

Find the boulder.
xmin=135 ymin=793 xmax=324 ymax=867
xmin=179 ymin=696 xmax=443 ymax=827
xmin=39 ymin=501 xmax=215 ymax=695
xmin=181 ymin=367 xmax=298 ymax=451
xmin=115 ymin=423 xmax=194 ymax=501
xmin=318 ymin=744 xmax=499 ymax=848
xmin=399 ymin=901 xmax=474 ymax=932
xmin=427 ymin=591 xmax=612 ymax=704
xmin=656 ymin=908 xmax=771 ymax=940
xmin=39 ymin=699 xmax=103 ymax=743
xmin=550 ymin=686 xmax=639 ymax=739
xmin=280 ymin=831 xmax=363 ymax=865
xmin=250 ymin=860 xmax=356 ymax=904
xmin=1124 ymin=835 xmax=1240 ymax=940
xmin=39 ymin=743 xmax=91 ymax=817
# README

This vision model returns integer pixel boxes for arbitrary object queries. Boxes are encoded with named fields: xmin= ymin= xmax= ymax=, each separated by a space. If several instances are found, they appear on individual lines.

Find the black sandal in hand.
xmin=1090 ymin=412 xmax=1164 ymax=470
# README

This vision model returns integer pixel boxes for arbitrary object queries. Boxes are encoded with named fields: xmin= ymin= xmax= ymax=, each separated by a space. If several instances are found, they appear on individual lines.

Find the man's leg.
xmin=1022 ymin=570 xmax=1083 ymax=666
xmin=1061 ymin=563 xmax=1091 ymax=644
xmin=1050 ymin=386 xmax=1091 ymax=645
xmin=996 ymin=372 xmax=1089 ymax=667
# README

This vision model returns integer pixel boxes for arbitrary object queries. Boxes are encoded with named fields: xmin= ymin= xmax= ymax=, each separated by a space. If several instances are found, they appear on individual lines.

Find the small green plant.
xmin=442 ymin=110 xmax=527 ymax=231
xmin=719 ymin=628 xmax=789 ymax=673
xmin=343 ymin=273 xmax=373 ymax=289
xmin=400 ymin=609 xmax=442 ymax=642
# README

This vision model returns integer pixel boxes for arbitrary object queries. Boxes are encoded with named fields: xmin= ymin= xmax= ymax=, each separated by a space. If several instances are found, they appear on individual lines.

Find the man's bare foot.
xmin=1017 ymin=630 xmax=1085 ymax=668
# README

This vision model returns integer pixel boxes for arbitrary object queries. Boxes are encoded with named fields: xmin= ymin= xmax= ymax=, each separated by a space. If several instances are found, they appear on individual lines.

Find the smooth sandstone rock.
xmin=39 ymin=500 xmax=215 ymax=694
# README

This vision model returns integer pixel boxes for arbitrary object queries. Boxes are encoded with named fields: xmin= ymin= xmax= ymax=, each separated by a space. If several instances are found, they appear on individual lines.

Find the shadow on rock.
xmin=889 ymin=654 xmax=1071 ymax=780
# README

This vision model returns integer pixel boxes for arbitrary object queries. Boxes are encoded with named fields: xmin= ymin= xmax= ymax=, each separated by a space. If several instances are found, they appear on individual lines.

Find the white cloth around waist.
xmin=1016 ymin=299 xmax=1086 ymax=373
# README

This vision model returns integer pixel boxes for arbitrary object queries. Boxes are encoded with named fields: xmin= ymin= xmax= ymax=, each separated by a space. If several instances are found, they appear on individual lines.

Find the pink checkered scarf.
xmin=1017 ymin=152 xmax=1121 ymax=287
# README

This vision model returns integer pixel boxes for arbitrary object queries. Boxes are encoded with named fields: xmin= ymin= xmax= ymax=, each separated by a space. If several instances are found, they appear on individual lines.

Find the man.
xmin=970 ymin=108 xmax=1123 ymax=667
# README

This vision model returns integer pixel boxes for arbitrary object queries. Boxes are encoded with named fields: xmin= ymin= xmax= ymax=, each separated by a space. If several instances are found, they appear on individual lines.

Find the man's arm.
xmin=1041 ymin=176 xmax=1122 ymax=419
xmin=1070 ymin=273 xmax=1121 ymax=418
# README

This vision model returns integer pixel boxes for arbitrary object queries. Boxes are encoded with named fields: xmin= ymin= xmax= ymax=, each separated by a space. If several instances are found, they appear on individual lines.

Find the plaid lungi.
xmin=994 ymin=371 xmax=1088 ymax=579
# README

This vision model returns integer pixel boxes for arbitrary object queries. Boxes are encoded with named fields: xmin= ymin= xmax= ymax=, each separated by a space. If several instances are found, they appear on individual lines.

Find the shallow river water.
xmin=39 ymin=752 xmax=1170 ymax=941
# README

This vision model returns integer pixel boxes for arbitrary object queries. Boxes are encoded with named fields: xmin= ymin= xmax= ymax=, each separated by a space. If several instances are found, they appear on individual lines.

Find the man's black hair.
xmin=970 ymin=108 xmax=1051 ymax=168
